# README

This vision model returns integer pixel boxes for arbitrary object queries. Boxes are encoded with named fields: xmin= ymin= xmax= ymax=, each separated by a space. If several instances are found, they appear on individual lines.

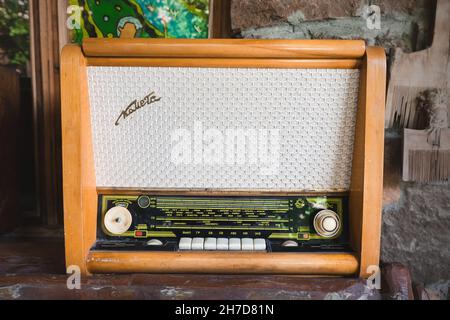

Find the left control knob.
xmin=104 ymin=206 xmax=132 ymax=235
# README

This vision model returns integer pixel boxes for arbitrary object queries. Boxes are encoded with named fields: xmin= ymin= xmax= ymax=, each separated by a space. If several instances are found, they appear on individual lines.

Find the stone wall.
xmin=383 ymin=131 xmax=450 ymax=299
xmin=231 ymin=0 xmax=449 ymax=297
xmin=231 ymin=0 xmax=435 ymax=53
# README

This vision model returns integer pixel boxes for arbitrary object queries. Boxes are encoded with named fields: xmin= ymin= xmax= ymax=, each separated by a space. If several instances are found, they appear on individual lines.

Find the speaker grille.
xmin=87 ymin=67 xmax=360 ymax=191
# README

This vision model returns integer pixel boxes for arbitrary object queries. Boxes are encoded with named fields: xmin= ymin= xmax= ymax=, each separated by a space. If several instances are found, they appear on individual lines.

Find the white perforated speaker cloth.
xmin=87 ymin=67 xmax=360 ymax=190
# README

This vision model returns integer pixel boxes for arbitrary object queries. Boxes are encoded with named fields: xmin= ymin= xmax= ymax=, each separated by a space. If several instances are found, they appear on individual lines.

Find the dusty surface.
xmin=0 ymin=237 xmax=413 ymax=300
xmin=0 ymin=273 xmax=382 ymax=300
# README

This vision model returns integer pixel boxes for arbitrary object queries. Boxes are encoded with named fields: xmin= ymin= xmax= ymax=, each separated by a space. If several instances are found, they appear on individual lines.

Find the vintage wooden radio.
xmin=61 ymin=39 xmax=385 ymax=276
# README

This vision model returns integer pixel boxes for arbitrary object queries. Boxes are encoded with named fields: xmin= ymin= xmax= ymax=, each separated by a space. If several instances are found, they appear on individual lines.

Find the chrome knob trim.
xmin=313 ymin=209 xmax=340 ymax=238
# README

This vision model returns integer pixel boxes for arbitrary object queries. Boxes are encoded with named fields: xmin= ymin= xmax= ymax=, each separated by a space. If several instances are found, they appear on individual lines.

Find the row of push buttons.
xmin=179 ymin=237 xmax=266 ymax=251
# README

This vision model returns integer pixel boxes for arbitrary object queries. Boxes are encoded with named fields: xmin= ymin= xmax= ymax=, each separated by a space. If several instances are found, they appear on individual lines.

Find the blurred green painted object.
xmin=69 ymin=0 xmax=210 ymax=43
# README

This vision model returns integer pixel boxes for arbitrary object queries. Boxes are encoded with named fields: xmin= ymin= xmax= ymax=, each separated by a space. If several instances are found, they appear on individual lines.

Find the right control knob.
xmin=313 ymin=209 xmax=341 ymax=238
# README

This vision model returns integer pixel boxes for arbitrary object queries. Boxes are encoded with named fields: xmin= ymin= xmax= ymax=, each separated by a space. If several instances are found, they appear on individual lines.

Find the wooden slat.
xmin=210 ymin=0 xmax=232 ymax=38
xmin=61 ymin=45 xmax=97 ymax=274
xmin=349 ymin=47 xmax=386 ymax=278
xmin=30 ymin=0 xmax=63 ymax=225
xmin=82 ymin=38 xmax=366 ymax=59
xmin=29 ymin=0 xmax=43 ymax=220
xmin=0 ymin=67 xmax=21 ymax=233
xmin=97 ymin=187 xmax=349 ymax=197
xmin=87 ymin=251 xmax=359 ymax=275
xmin=57 ymin=0 xmax=69 ymax=52
xmin=86 ymin=57 xmax=361 ymax=69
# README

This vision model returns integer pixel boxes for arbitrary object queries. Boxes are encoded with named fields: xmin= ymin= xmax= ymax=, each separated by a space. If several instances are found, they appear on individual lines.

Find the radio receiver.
xmin=61 ymin=39 xmax=385 ymax=276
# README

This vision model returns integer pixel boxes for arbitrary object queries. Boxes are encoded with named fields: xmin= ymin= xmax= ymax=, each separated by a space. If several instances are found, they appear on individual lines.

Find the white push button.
xmin=147 ymin=239 xmax=163 ymax=246
xmin=204 ymin=237 xmax=217 ymax=250
xmin=282 ymin=240 xmax=298 ymax=247
xmin=217 ymin=238 xmax=229 ymax=250
xmin=179 ymin=237 xmax=192 ymax=250
xmin=229 ymin=238 xmax=241 ymax=251
xmin=241 ymin=238 xmax=254 ymax=251
xmin=254 ymin=238 xmax=266 ymax=251
xmin=191 ymin=237 xmax=204 ymax=250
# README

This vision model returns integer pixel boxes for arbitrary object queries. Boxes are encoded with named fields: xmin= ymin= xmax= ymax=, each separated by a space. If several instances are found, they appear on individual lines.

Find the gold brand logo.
xmin=115 ymin=91 xmax=161 ymax=126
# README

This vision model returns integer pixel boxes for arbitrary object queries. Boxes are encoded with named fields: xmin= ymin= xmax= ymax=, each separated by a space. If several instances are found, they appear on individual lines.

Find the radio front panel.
xmin=87 ymin=67 xmax=360 ymax=191
xmin=95 ymin=194 xmax=350 ymax=252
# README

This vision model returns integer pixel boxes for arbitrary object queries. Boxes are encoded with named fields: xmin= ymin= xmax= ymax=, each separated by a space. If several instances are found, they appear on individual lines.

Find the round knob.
xmin=313 ymin=209 xmax=340 ymax=238
xmin=104 ymin=206 xmax=132 ymax=235
xmin=137 ymin=195 xmax=150 ymax=208
xmin=322 ymin=216 xmax=337 ymax=232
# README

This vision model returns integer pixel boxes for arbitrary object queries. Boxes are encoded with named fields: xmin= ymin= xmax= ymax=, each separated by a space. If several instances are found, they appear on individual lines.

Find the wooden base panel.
xmin=87 ymin=251 xmax=359 ymax=275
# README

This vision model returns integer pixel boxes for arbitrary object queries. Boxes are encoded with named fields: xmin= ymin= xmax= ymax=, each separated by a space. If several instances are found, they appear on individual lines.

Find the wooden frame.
xmin=210 ymin=0 xmax=232 ymax=38
xmin=0 ymin=67 xmax=21 ymax=233
xmin=61 ymin=39 xmax=385 ymax=277
xmin=30 ymin=0 xmax=68 ymax=225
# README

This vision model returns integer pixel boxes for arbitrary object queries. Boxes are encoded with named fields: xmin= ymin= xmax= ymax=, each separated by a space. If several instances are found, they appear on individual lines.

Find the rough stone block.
xmin=231 ymin=0 xmax=435 ymax=53
xmin=381 ymin=183 xmax=450 ymax=285
xmin=232 ymin=0 xmax=426 ymax=30
xmin=231 ymin=0 xmax=361 ymax=30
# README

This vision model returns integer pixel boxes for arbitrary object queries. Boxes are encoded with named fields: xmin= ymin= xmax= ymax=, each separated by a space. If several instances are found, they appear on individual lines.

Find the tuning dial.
xmin=104 ymin=206 xmax=132 ymax=235
xmin=313 ymin=209 xmax=340 ymax=238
